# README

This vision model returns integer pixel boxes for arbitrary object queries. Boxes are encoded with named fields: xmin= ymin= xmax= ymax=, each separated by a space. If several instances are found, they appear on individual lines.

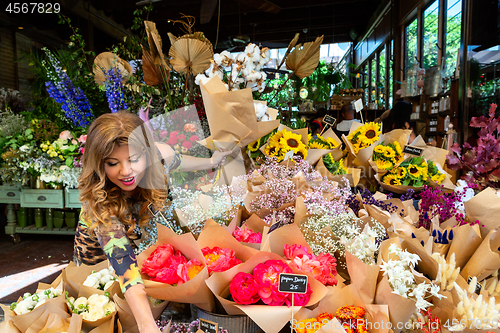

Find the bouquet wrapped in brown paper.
xmin=464 ymin=187 xmax=500 ymax=238
xmin=136 ymin=224 xmax=215 ymax=312
xmin=64 ymin=284 xmax=117 ymax=333
xmin=114 ymin=293 xmax=168 ymax=333
xmin=205 ymin=251 xmax=329 ymax=333
xmin=368 ymin=129 xmax=411 ymax=174
xmin=199 ymin=76 xmax=279 ymax=151
xmin=315 ymin=157 xmax=361 ymax=187
xmin=0 ymin=275 xmax=68 ymax=333
xmin=26 ymin=312 xmax=70 ymax=333
xmin=306 ymin=129 xmax=343 ymax=167
xmin=62 ymin=260 xmax=122 ymax=300
xmin=259 ymin=124 xmax=309 ymax=162
xmin=294 ymin=284 xmax=391 ymax=333
xmin=346 ymin=251 xmax=380 ymax=305
xmin=446 ymin=223 xmax=482 ymax=269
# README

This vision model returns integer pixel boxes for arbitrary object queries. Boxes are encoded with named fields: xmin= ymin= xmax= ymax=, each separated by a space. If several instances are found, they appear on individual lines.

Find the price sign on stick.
xmin=197 ymin=318 xmax=218 ymax=333
xmin=279 ymin=273 xmax=308 ymax=333
xmin=403 ymin=145 xmax=423 ymax=156
xmin=354 ymin=99 xmax=363 ymax=113
xmin=320 ymin=115 xmax=336 ymax=136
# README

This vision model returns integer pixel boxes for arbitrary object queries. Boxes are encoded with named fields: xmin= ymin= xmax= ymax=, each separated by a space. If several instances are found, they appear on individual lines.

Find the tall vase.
xmin=45 ymin=208 xmax=54 ymax=229
xmin=31 ymin=176 xmax=47 ymax=189
xmin=34 ymin=208 xmax=44 ymax=228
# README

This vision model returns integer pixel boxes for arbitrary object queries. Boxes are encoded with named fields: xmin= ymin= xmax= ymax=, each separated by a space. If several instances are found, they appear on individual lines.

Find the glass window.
xmin=389 ymin=40 xmax=394 ymax=109
xmin=363 ymin=64 xmax=369 ymax=105
xmin=371 ymin=58 xmax=377 ymax=102
xmin=405 ymin=18 xmax=418 ymax=74
xmin=446 ymin=0 xmax=462 ymax=77
xmin=423 ymin=0 xmax=439 ymax=69
xmin=379 ymin=48 xmax=386 ymax=108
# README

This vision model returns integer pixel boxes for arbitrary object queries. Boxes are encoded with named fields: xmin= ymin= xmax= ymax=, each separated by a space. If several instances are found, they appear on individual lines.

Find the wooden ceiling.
xmin=0 ymin=0 xmax=383 ymax=53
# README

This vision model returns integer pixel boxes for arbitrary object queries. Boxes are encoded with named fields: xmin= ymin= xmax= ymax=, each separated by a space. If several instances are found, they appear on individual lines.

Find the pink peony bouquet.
xmin=284 ymin=244 xmax=338 ymax=286
xmin=141 ymin=244 xmax=204 ymax=285
xmin=232 ymin=225 xmax=263 ymax=243
xmin=202 ymin=246 xmax=242 ymax=274
xmin=229 ymin=259 xmax=313 ymax=306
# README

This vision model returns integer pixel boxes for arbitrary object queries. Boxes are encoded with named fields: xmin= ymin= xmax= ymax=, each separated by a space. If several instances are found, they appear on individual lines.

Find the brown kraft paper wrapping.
xmin=346 ymin=251 xmax=380 ymax=305
xmin=113 ymin=293 xmax=168 ymax=333
xmin=27 ymin=312 xmax=70 ymax=333
xmin=446 ymin=223 xmax=482 ymax=269
xmin=62 ymin=260 xmax=123 ymax=300
xmin=205 ymin=251 xmax=329 ymax=333
xmin=306 ymin=129 xmax=343 ymax=166
xmin=315 ymin=157 xmax=360 ymax=187
xmin=464 ymin=187 xmax=500 ymax=238
xmin=137 ymin=224 xmax=215 ymax=312
xmin=461 ymin=229 xmax=500 ymax=281
xmin=374 ymin=275 xmax=416 ymax=333
xmin=401 ymin=237 xmax=439 ymax=280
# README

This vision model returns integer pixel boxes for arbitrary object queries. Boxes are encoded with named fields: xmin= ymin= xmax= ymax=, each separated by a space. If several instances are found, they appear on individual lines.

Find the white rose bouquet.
xmin=10 ymin=287 xmax=63 ymax=315
xmin=66 ymin=292 xmax=116 ymax=321
xmin=82 ymin=267 xmax=117 ymax=291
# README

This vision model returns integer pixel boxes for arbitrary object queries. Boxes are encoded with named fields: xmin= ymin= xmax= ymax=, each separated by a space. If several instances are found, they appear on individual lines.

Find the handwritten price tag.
xmin=278 ymin=273 xmax=308 ymax=293
xmin=403 ymin=145 xmax=424 ymax=156
xmin=197 ymin=318 xmax=218 ymax=333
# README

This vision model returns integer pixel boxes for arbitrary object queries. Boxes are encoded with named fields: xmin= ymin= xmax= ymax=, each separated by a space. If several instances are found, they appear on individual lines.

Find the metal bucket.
xmin=193 ymin=305 xmax=263 ymax=333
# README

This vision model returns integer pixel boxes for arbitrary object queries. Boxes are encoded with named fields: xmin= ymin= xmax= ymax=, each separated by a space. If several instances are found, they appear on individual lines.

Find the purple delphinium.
xmin=347 ymin=188 xmax=404 ymax=217
xmin=42 ymin=48 xmax=93 ymax=128
xmin=104 ymin=67 xmax=129 ymax=113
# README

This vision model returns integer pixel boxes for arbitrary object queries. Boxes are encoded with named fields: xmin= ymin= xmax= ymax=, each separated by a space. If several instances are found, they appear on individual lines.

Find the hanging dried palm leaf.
xmin=278 ymin=33 xmax=300 ymax=71
xmin=93 ymin=52 xmax=133 ymax=85
xmin=167 ymin=32 xmax=178 ymax=47
xmin=169 ymin=38 xmax=213 ymax=75
xmin=144 ymin=20 xmax=168 ymax=69
xmin=286 ymin=35 xmax=324 ymax=79
xmin=142 ymin=46 xmax=164 ymax=86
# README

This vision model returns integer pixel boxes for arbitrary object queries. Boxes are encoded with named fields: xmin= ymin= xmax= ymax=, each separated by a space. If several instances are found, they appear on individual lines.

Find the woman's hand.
xmin=210 ymin=150 xmax=234 ymax=168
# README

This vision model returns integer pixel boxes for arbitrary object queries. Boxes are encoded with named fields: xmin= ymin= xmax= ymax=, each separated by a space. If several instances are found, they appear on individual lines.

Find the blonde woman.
xmin=74 ymin=111 xmax=230 ymax=333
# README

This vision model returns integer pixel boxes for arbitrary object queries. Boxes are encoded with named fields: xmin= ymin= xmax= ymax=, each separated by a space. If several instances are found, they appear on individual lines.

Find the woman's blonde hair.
xmin=78 ymin=111 xmax=168 ymax=236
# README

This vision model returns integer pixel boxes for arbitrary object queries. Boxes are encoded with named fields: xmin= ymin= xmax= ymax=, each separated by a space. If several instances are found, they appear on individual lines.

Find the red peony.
xmin=284 ymin=244 xmax=310 ymax=259
xmin=229 ymin=272 xmax=260 ymax=304
xmin=141 ymin=244 xmax=176 ymax=278
xmin=177 ymin=259 xmax=204 ymax=284
xmin=232 ymin=225 xmax=262 ymax=243
xmin=253 ymin=260 xmax=292 ymax=306
xmin=202 ymin=246 xmax=242 ymax=274
xmin=153 ymin=254 xmax=187 ymax=284
xmin=182 ymin=141 xmax=193 ymax=149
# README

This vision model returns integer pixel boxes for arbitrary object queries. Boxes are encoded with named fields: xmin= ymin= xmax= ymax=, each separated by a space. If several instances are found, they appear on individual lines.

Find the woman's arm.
xmin=95 ymin=221 xmax=160 ymax=333
xmin=155 ymin=142 xmax=232 ymax=172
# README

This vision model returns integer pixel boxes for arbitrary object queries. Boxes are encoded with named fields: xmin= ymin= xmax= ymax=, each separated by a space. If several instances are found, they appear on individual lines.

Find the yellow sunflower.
xmin=374 ymin=145 xmax=385 ymax=154
xmin=431 ymin=173 xmax=446 ymax=184
xmin=247 ymin=138 xmax=261 ymax=152
xmin=376 ymin=159 xmax=393 ymax=170
xmin=338 ymin=159 xmax=348 ymax=174
xmin=358 ymin=122 xmax=381 ymax=146
xmin=280 ymin=130 xmax=303 ymax=150
xmin=383 ymin=174 xmax=402 ymax=186
xmin=408 ymin=164 xmax=421 ymax=178
xmin=383 ymin=147 xmax=396 ymax=159
xmin=395 ymin=166 xmax=407 ymax=178
xmin=268 ymin=131 xmax=283 ymax=148
xmin=264 ymin=144 xmax=279 ymax=157
xmin=325 ymin=152 xmax=335 ymax=165
xmin=294 ymin=145 xmax=308 ymax=160
xmin=326 ymin=137 xmax=340 ymax=149
xmin=307 ymin=133 xmax=312 ymax=144
xmin=394 ymin=141 xmax=403 ymax=156
xmin=419 ymin=165 xmax=428 ymax=181
xmin=309 ymin=141 xmax=327 ymax=150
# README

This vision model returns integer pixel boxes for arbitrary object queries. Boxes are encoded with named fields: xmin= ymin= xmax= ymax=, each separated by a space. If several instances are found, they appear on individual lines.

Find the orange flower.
xmin=316 ymin=312 xmax=334 ymax=325
xmin=184 ymin=123 xmax=197 ymax=132
xmin=295 ymin=318 xmax=321 ymax=333
xmin=336 ymin=306 xmax=365 ymax=320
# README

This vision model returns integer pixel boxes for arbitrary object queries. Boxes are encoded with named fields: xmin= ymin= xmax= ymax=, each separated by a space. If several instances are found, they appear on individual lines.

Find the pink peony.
xmin=190 ymin=135 xmax=199 ymax=142
xmin=315 ymin=253 xmax=338 ymax=286
xmin=182 ymin=141 xmax=193 ymax=149
xmin=202 ymin=246 xmax=242 ymax=274
xmin=141 ymin=244 xmax=176 ymax=278
xmin=160 ymin=130 xmax=169 ymax=139
xmin=152 ymin=253 xmax=187 ymax=285
xmin=285 ymin=283 xmax=312 ymax=306
xmin=78 ymin=134 xmax=87 ymax=144
xmin=177 ymin=259 xmax=204 ymax=284
xmin=232 ymin=225 xmax=262 ymax=243
xmin=178 ymin=134 xmax=186 ymax=141
xmin=230 ymin=272 xmax=260 ymax=304
xmin=59 ymin=130 xmax=73 ymax=140
xmin=253 ymin=260 xmax=292 ymax=306
xmin=284 ymin=244 xmax=310 ymax=260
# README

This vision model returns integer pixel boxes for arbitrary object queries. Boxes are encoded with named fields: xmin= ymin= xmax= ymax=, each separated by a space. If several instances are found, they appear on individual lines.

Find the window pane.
xmin=371 ymin=58 xmax=377 ymax=102
xmin=379 ymin=48 xmax=386 ymax=108
xmin=446 ymin=0 xmax=462 ymax=77
xmin=423 ymin=1 xmax=439 ymax=69
xmin=363 ymin=64 xmax=369 ymax=104
xmin=405 ymin=19 xmax=418 ymax=73
xmin=389 ymin=40 xmax=394 ymax=109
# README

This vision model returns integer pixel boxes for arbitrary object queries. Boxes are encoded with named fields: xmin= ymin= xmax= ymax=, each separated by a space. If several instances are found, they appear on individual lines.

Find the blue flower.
xmin=104 ymin=67 xmax=129 ymax=113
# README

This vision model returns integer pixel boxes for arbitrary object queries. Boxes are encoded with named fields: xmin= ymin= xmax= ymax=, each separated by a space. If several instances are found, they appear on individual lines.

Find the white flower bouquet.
xmin=66 ymin=292 xmax=116 ymax=322
xmin=10 ymin=287 xmax=63 ymax=315
xmin=82 ymin=267 xmax=117 ymax=291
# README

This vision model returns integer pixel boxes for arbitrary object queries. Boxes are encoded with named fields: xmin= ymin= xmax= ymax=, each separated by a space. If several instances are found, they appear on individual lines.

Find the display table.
xmin=0 ymin=186 xmax=80 ymax=242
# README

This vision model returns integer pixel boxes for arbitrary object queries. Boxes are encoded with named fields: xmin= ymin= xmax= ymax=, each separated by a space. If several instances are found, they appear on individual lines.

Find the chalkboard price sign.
xmin=403 ymin=145 xmax=423 ymax=156
xmin=197 ymin=318 xmax=218 ymax=333
xmin=278 ymin=273 xmax=308 ymax=294
xmin=467 ymin=276 xmax=482 ymax=295
xmin=323 ymin=115 xmax=336 ymax=126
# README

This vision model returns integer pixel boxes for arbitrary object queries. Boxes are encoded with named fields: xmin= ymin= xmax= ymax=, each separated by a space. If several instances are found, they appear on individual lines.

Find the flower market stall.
xmin=2 ymin=9 xmax=500 ymax=333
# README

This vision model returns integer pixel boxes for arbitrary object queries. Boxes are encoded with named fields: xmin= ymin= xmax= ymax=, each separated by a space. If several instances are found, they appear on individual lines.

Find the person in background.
xmin=382 ymin=101 xmax=423 ymax=145
xmin=335 ymin=103 xmax=361 ymax=138
xmin=309 ymin=108 xmax=328 ymax=136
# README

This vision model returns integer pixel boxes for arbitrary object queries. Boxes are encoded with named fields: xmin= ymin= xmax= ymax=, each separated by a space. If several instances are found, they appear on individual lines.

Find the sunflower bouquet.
xmin=263 ymin=128 xmax=308 ymax=162
xmin=345 ymin=122 xmax=381 ymax=155
xmin=380 ymin=157 xmax=447 ymax=191
xmin=322 ymin=154 xmax=347 ymax=176
xmin=370 ymin=141 xmax=405 ymax=172
xmin=308 ymin=133 xmax=340 ymax=150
